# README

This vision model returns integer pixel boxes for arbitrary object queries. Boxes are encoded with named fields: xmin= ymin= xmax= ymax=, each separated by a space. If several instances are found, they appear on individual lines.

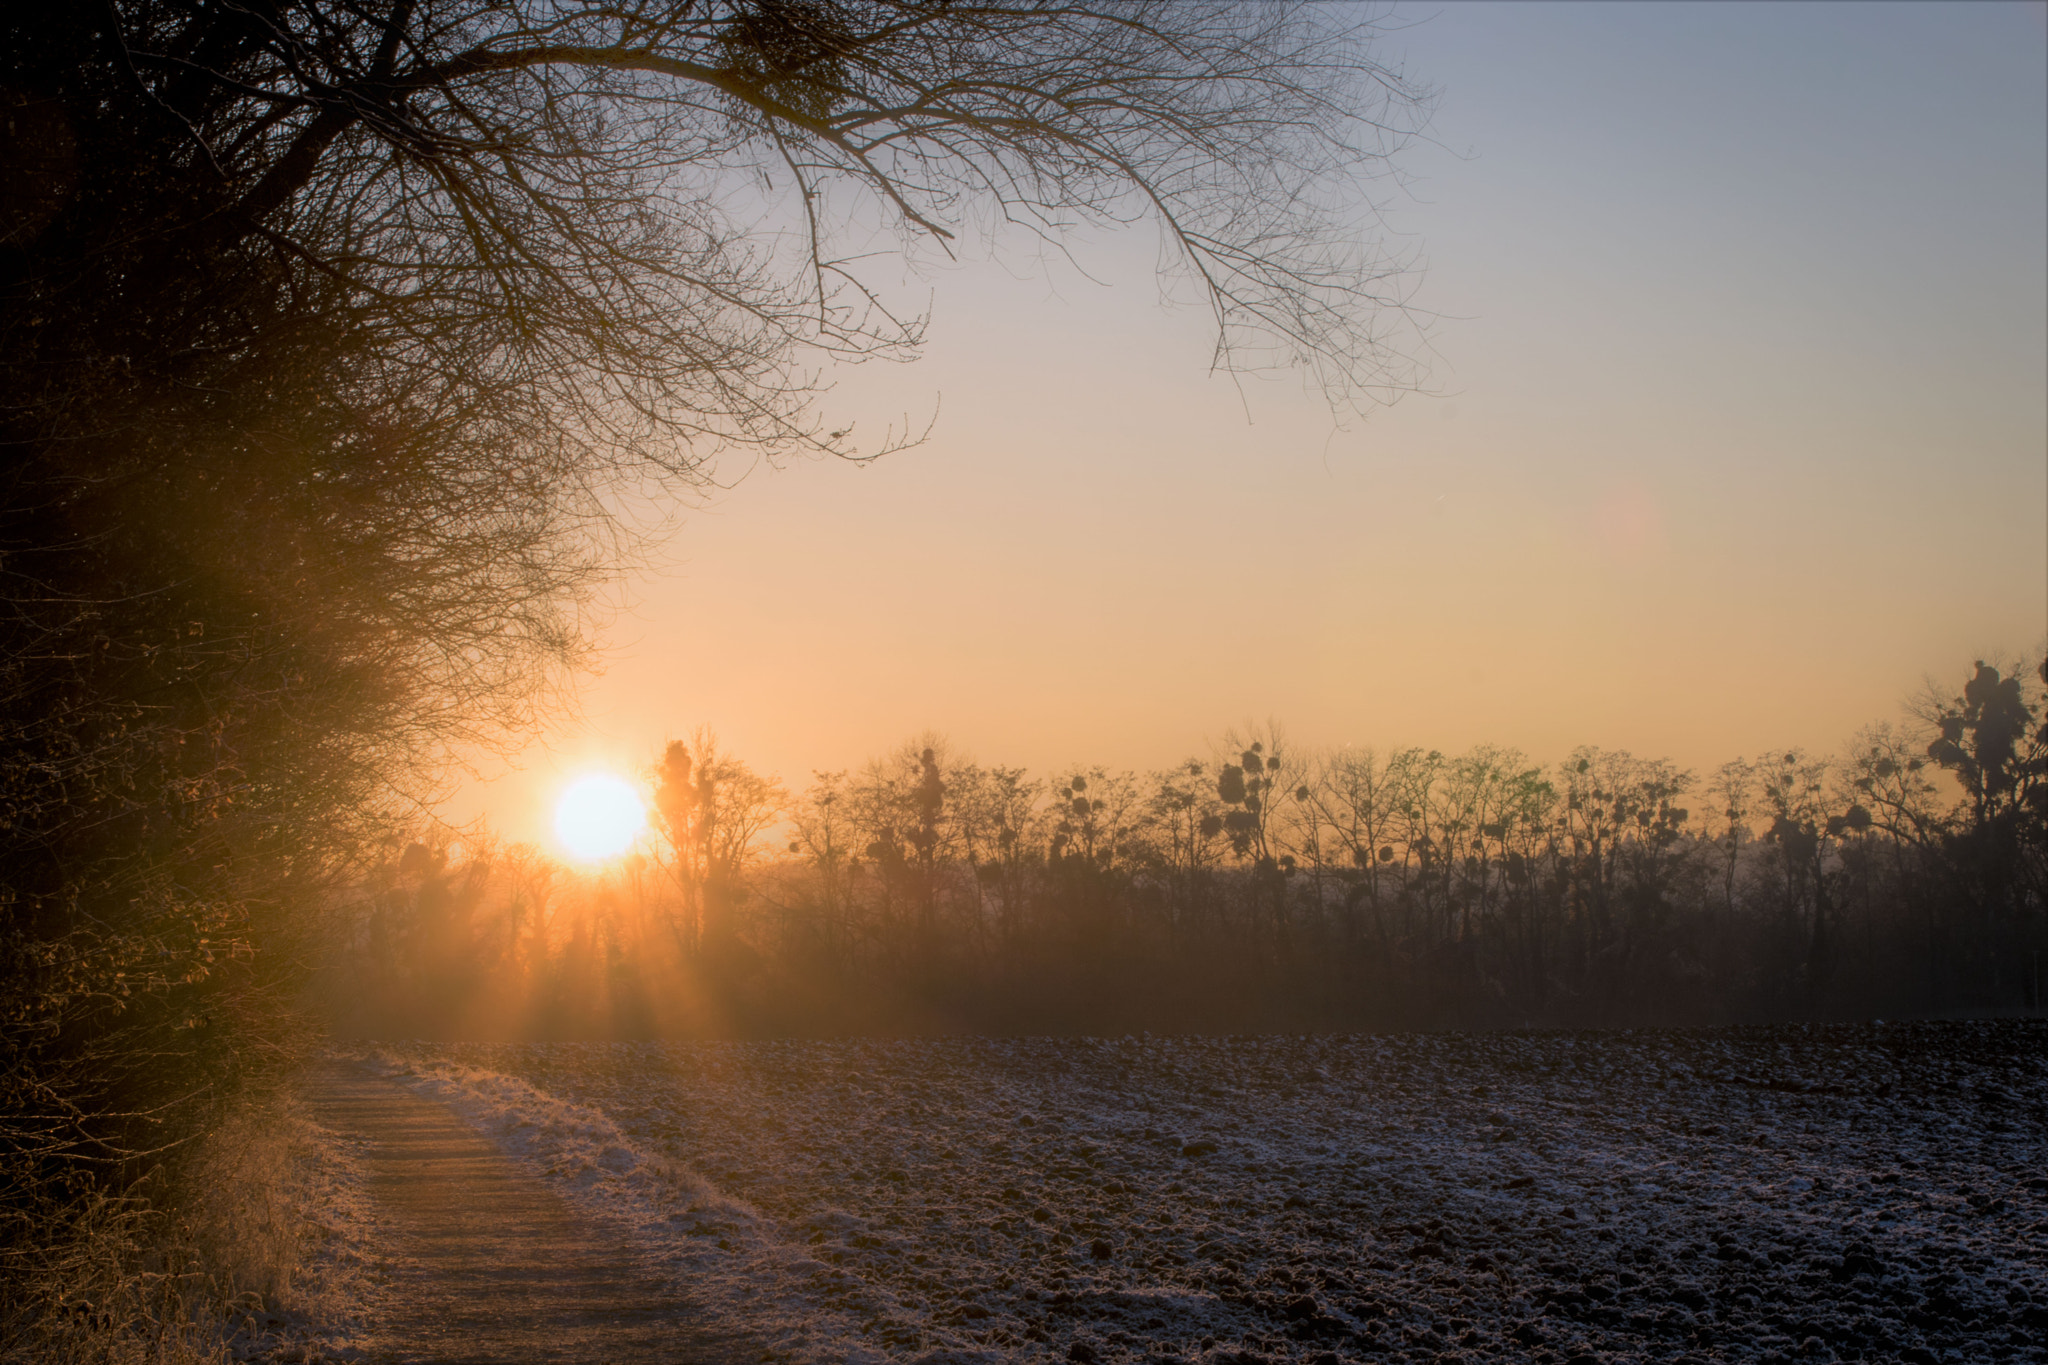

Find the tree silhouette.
xmin=1 ymin=2 xmax=1434 ymax=1308
xmin=311 ymin=654 xmax=2046 ymax=1043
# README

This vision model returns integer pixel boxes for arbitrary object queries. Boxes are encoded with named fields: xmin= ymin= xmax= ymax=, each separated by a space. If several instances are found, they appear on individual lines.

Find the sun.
xmin=554 ymin=773 xmax=646 ymax=862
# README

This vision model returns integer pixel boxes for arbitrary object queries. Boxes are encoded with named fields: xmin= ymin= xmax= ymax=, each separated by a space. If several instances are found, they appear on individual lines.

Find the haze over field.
xmin=447 ymin=1 xmax=2048 ymax=848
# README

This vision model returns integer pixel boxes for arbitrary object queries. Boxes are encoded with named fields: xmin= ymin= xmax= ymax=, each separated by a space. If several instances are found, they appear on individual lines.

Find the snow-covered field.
xmin=361 ymin=1021 xmax=2048 ymax=1365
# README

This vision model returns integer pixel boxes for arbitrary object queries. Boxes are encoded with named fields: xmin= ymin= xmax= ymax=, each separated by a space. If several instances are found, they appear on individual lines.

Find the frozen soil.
xmin=290 ymin=1063 xmax=754 ymax=1363
xmin=367 ymin=1020 xmax=2048 ymax=1365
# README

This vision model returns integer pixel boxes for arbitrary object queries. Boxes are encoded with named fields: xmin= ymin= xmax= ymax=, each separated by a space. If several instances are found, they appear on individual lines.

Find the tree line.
xmin=2 ymin=3 xmax=1429 ymax=1349
xmin=328 ymin=659 xmax=2048 ymax=1040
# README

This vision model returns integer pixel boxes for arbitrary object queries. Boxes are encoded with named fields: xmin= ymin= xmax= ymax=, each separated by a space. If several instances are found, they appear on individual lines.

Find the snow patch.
xmin=341 ymin=1023 xmax=2047 ymax=1364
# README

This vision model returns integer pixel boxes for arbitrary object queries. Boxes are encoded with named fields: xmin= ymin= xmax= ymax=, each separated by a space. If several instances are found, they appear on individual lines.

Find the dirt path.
xmin=302 ymin=1063 xmax=753 ymax=1365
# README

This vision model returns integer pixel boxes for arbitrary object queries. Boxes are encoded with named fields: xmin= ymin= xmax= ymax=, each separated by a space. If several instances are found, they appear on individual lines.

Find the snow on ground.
xmin=290 ymin=1116 xmax=387 ymax=1355
xmin=363 ymin=1021 xmax=2048 ymax=1365
xmin=222 ymin=1095 xmax=386 ymax=1364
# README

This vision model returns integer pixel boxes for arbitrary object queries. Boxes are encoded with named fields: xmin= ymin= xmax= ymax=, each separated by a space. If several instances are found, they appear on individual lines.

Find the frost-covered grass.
xmin=365 ymin=1021 xmax=2048 ymax=1365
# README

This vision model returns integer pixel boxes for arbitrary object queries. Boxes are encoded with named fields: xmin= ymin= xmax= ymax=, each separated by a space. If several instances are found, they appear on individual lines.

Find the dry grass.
xmin=0 ymin=1192 xmax=226 ymax=1365
xmin=1 ymin=1080 xmax=356 ymax=1365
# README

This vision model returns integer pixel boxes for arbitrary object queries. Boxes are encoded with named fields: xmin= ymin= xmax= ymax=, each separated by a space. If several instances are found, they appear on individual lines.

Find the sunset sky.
xmin=451 ymin=1 xmax=2048 ymax=849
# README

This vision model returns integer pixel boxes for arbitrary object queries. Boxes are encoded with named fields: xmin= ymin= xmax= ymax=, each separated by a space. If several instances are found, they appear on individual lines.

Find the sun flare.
xmin=553 ymin=774 xmax=646 ymax=862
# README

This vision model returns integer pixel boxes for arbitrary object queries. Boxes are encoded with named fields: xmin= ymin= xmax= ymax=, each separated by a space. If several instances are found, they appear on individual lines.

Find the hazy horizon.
xmin=443 ymin=1 xmax=2048 ymax=850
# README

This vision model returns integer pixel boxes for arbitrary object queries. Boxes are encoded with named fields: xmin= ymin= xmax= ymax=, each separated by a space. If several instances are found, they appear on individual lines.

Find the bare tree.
xmin=6 ymin=0 xmax=1435 ymax=810
xmin=648 ymin=730 xmax=786 ymax=956
xmin=1307 ymin=746 xmax=1400 ymax=941
xmin=133 ymin=3 xmax=1423 ymax=408
xmin=0 ymin=0 xmax=1433 ymax=1318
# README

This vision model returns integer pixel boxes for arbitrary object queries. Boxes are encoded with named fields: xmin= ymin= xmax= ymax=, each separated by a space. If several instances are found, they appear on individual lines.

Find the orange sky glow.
xmin=442 ymin=3 xmax=2048 ymax=852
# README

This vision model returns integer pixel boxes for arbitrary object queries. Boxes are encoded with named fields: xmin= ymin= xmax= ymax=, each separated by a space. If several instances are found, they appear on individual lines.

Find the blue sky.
xmin=452 ymin=1 xmax=2048 ymax=846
